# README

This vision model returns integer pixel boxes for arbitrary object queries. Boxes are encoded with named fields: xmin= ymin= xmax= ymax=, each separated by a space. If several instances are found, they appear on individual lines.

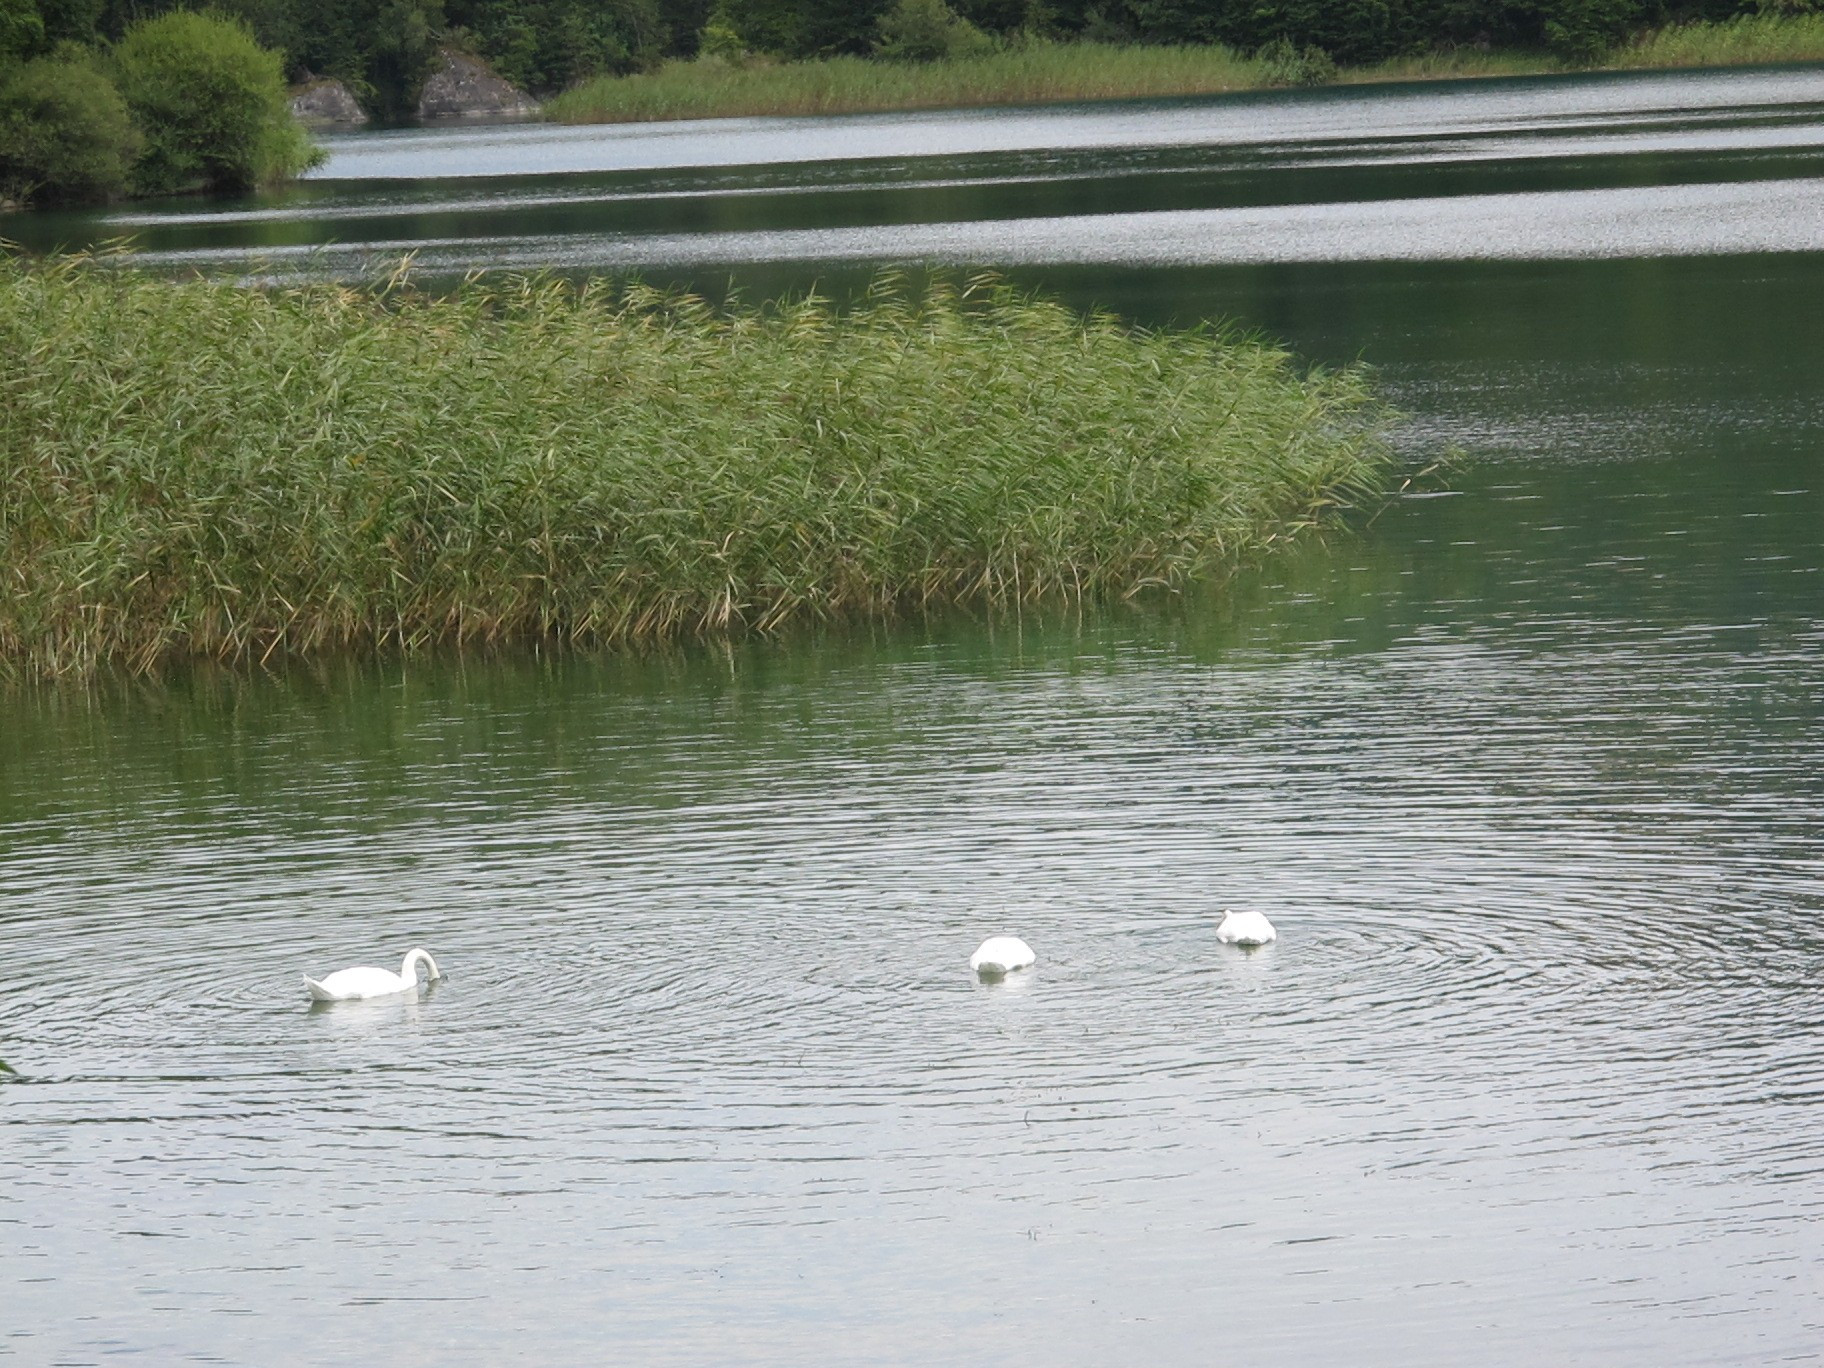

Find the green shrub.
xmin=110 ymin=10 xmax=318 ymax=196
xmin=699 ymin=8 xmax=752 ymax=58
xmin=1541 ymin=0 xmax=1638 ymax=61
xmin=0 ymin=54 xmax=139 ymax=205
xmin=1257 ymin=37 xmax=1337 ymax=86
xmin=875 ymin=0 xmax=995 ymax=60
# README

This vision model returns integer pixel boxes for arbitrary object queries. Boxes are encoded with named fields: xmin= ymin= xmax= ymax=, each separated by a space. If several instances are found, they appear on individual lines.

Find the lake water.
xmin=4 ymin=67 xmax=1823 ymax=1366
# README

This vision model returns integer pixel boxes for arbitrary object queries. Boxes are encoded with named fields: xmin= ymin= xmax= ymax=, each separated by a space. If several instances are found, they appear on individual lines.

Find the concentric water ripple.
xmin=7 ymin=63 xmax=1824 ymax=1366
xmin=5 ymin=506 xmax=1824 ymax=1363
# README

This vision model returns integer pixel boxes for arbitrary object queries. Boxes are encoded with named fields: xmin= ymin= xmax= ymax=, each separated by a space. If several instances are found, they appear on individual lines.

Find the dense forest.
xmin=3 ymin=0 xmax=1811 ymax=120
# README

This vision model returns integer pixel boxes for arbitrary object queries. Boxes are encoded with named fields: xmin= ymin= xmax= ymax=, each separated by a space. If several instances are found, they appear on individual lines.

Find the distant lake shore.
xmin=546 ymin=15 xmax=1824 ymax=126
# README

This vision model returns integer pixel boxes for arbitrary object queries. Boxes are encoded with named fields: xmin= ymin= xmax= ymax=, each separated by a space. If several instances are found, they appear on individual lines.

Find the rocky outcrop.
xmin=289 ymin=78 xmax=368 ymax=129
xmin=417 ymin=50 xmax=540 ymax=123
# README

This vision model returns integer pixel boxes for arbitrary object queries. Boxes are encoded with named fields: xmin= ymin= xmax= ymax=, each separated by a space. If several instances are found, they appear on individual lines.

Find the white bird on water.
xmin=970 ymin=935 xmax=1036 ymax=976
xmin=1215 ymin=910 xmax=1276 ymax=946
xmin=304 ymin=948 xmax=443 ymax=1002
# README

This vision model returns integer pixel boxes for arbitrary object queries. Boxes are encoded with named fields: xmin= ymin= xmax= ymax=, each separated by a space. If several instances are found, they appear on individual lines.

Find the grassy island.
xmin=0 ymin=256 xmax=1391 ymax=680
xmin=547 ymin=13 xmax=1824 ymax=126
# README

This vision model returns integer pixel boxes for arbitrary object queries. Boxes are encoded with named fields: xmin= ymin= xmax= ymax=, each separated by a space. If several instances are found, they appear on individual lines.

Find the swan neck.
xmin=401 ymin=948 xmax=440 ymax=984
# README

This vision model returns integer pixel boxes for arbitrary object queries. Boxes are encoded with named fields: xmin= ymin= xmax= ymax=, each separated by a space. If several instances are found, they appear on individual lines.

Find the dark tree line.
xmin=2 ymin=0 xmax=1804 ymax=119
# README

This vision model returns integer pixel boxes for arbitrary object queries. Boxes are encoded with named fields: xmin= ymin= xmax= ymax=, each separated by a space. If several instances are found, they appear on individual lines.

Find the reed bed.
xmin=1339 ymin=49 xmax=1561 ymax=85
xmin=545 ymin=41 xmax=1265 ymax=123
xmin=1610 ymin=12 xmax=1824 ymax=69
xmin=548 ymin=16 xmax=1824 ymax=127
xmin=0 ymin=256 xmax=1391 ymax=680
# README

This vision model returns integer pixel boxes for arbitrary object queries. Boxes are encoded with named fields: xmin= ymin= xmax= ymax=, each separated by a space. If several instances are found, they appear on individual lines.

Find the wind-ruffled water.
xmin=4 ymin=65 xmax=1824 ymax=1366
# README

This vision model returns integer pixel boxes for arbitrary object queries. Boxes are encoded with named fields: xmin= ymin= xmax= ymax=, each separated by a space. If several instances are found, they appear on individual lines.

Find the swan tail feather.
xmin=302 ymin=974 xmax=336 ymax=1002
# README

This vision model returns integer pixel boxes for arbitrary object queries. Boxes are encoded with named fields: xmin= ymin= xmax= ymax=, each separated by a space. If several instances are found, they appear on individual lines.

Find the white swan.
xmin=1215 ymin=911 xmax=1276 ymax=946
xmin=970 ymin=935 xmax=1036 ymax=976
xmin=304 ymin=948 xmax=442 ymax=1002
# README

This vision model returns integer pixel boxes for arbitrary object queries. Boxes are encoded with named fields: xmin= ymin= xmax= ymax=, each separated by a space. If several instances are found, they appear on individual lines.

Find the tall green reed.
xmin=546 ymin=41 xmax=1266 ymax=123
xmin=0 ymin=256 xmax=1392 ymax=679
xmin=1611 ymin=12 xmax=1824 ymax=69
xmin=548 ymin=19 xmax=1824 ymax=128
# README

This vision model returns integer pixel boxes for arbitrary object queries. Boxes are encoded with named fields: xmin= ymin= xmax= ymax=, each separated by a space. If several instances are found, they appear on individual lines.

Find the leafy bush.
xmin=699 ymin=7 xmax=753 ymax=58
xmin=875 ymin=0 xmax=995 ymax=59
xmin=0 ymin=54 xmax=139 ymax=205
xmin=1540 ymin=0 xmax=1638 ymax=60
xmin=110 ymin=10 xmax=318 ymax=196
xmin=1256 ymin=36 xmax=1336 ymax=84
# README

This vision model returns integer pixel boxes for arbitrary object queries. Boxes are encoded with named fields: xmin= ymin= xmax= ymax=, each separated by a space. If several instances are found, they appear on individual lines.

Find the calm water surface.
xmin=4 ymin=67 xmax=1823 ymax=1366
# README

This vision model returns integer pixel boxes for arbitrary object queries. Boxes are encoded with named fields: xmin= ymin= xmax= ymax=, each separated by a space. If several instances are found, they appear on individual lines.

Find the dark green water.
xmin=3 ymin=67 xmax=1822 ymax=1366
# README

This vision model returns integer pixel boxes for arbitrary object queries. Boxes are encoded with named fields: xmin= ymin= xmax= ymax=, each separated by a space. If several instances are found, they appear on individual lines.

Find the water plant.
xmin=1609 ymin=10 xmax=1824 ymax=68
xmin=548 ymin=13 xmax=1824 ymax=127
xmin=0 ymin=255 xmax=1392 ymax=679
xmin=544 ymin=39 xmax=1267 ymax=122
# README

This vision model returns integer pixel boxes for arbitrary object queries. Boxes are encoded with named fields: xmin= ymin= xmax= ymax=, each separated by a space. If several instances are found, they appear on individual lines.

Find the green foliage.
xmin=0 ymin=258 xmax=1391 ymax=679
xmin=1256 ymin=35 xmax=1335 ymax=84
xmin=445 ymin=0 xmax=664 ymax=91
xmin=1540 ymin=0 xmax=1639 ymax=59
xmin=1613 ymin=7 xmax=1824 ymax=61
xmin=713 ymin=0 xmax=893 ymax=55
xmin=368 ymin=0 xmax=443 ymax=116
xmin=0 ymin=53 xmax=139 ymax=205
xmin=0 ymin=0 xmax=45 ymax=62
xmin=9 ymin=0 xmax=1816 ymax=133
xmin=39 ymin=0 xmax=104 ymax=47
xmin=111 ymin=10 xmax=317 ymax=195
xmin=698 ymin=7 xmax=750 ymax=55
xmin=874 ymin=0 xmax=994 ymax=58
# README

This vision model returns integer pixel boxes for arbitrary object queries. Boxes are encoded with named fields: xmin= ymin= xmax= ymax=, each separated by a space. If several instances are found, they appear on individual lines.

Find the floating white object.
xmin=1215 ymin=911 xmax=1276 ymax=946
xmin=304 ymin=948 xmax=442 ymax=1002
xmin=970 ymin=935 xmax=1036 ymax=976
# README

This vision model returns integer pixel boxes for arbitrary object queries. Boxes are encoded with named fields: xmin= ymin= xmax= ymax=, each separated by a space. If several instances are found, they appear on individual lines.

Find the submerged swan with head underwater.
xmin=1215 ymin=911 xmax=1276 ymax=946
xmin=970 ymin=935 xmax=1036 ymax=976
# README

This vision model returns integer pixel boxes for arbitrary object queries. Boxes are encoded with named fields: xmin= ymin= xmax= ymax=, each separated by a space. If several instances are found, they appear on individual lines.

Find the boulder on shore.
xmin=417 ymin=50 xmax=540 ymax=123
xmin=289 ymin=78 xmax=368 ymax=129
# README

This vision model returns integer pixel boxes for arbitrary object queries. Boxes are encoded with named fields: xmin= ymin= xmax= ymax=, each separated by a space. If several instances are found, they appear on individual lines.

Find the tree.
xmin=111 ymin=9 xmax=317 ymax=195
xmin=0 ymin=53 xmax=139 ymax=204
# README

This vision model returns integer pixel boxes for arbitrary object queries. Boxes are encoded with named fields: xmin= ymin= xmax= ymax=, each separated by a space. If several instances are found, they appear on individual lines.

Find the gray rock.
xmin=417 ymin=49 xmax=540 ymax=123
xmin=289 ymin=79 xmax=368 ymax=129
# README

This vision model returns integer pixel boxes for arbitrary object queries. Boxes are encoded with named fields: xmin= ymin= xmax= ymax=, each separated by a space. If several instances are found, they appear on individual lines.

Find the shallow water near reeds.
xmin=5 ymin=65 xmax=1824 ymax=1367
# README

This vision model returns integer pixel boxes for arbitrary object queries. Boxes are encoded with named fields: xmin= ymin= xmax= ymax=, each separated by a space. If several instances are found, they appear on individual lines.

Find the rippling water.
xmin=10 ymin=66 xmax=1824 ymax=277
xmin=5 ymin=65 xmax=1824 ymax=1368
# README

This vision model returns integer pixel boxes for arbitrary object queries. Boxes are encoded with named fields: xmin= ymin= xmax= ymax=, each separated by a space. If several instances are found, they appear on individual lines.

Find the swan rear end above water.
xmin=970 ymin=935 xmax=1036 ymax=977
xmin=304 ymin=948 xmax=442 ymax=1002
xmin=1215 ymin=911 xmax=1276 ymax=946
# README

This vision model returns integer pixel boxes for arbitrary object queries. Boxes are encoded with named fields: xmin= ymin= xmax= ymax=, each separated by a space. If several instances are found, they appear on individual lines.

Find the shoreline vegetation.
xmin=0 ymin=256 xmax=1392 ymax=681
xmin=0 ymin=11 xmax=318 ymax=211
xmin=547 ymin=12 xmax=1824 ymax=124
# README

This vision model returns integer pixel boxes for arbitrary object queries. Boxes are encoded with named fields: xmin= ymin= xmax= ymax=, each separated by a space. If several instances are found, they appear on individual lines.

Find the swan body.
xmin=970 ymin=935 xmax=1036 ymax=976
xmin=304 ymin=948 xmax=441 ymax=1002
xmin=1215 ymin=911 xmax=1276 ymax=946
